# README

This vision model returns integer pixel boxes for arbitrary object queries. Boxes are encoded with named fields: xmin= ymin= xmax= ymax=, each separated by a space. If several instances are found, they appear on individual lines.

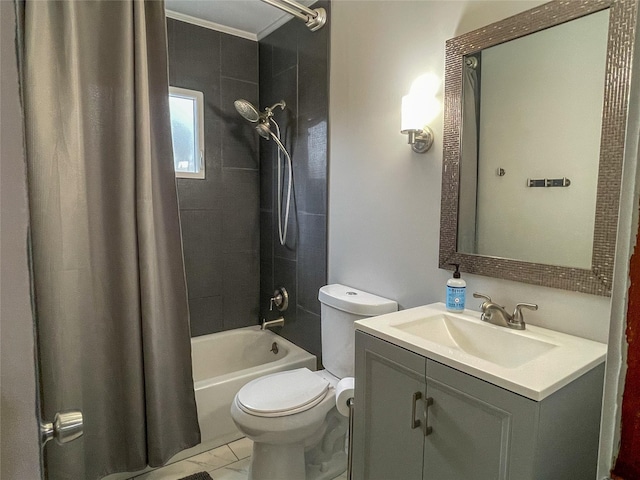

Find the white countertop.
xmin=355 ymin=303 xmax=607 ymax=401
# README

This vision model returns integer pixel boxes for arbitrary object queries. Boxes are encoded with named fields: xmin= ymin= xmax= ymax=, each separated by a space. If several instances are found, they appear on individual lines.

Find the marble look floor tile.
xmin=134 ymin=445 xmax=237 ymax=480
xmin=131 ymin=439 xmax=348 ymax=480
xmin=227 ymin=437 xmax=253 ymax=460
xmin=209 ymin=457 xmax=251 ymax=480
xmin=133 ymin=459 xmax=205 ymax=480
xmin=186 ymin=445 xmax=239 ymax=471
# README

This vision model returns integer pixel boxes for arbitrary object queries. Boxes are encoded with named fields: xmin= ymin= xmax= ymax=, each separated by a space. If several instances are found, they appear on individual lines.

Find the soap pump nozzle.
xmin=449 ymin=263 xmax=461 ymax=279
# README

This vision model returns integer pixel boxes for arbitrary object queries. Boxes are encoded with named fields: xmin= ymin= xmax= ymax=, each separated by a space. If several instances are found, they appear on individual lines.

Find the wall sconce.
xmin=401 ymin=94 xmax=435 ymax=153
xmin=401 ymin=73 xmax=440 ymax=153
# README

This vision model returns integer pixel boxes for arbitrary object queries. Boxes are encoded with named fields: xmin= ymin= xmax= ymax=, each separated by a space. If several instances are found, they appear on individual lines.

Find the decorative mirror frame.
xmin=440 ymin=0 xmax=638 ymax=297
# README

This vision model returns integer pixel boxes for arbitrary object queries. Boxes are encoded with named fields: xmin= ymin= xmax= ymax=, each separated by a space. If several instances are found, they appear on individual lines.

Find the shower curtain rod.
xmin=260 ymin=0 xmax=327 ymax=31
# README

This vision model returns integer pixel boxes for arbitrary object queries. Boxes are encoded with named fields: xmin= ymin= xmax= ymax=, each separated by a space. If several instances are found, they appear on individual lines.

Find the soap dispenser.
xmin=446 ymin=263 xmax=466 ymax=312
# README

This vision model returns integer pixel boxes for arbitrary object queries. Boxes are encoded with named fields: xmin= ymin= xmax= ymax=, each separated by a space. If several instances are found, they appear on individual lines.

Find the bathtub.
xmin=191 ymin=325 xmax=317 ymax=451
xmin=105 ymin=326 xmax=315 ymax=479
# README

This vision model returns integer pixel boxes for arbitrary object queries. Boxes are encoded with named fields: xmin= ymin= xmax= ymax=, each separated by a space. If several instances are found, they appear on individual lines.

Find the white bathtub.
xmin=191 ymin=325 xmax=317 ymax=450
xmin=106 ymin=327 xmax=316 ymax=479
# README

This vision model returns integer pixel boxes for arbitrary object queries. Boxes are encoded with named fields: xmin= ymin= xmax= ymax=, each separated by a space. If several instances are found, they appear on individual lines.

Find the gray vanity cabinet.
xmin=352 ymin=331 xmax=604 ymax=480
xmin=352 ymin=329 xmax=427 ymax=480
xmin=422 ymin=359 xmax=537 ymax=479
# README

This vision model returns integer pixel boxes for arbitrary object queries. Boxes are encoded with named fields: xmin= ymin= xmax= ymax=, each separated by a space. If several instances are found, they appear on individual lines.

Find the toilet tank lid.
xmin=318 ymin=284 xmax=398 ymax=316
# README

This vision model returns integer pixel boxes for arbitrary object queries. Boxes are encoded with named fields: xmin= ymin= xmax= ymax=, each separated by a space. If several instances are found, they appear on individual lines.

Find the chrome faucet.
xmin=261 ymin=317 xmax=285 ymax=330
xmin=472 ymin=293 xmax=538 ymax=330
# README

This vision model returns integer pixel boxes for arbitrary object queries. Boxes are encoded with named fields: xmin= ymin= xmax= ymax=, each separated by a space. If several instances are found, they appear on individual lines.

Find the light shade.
xmin=401 ymin=94 xmax=428 ymax=132
xmin=400 ymin=93 xmax=435 ymax=153
xmin=401 ymin=93 xmax=441 ymax=133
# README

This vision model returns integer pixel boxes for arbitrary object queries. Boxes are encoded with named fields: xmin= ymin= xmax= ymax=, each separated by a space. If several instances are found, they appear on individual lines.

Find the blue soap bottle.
xmin=446 ymin=263 xmax=466 ymax=312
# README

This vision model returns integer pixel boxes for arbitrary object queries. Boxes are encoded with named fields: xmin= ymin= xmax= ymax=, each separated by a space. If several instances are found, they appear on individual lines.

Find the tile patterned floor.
xmin=133 ymin=438 xmax=251 ymax=480
xmin=133 ymin=437 xmax=348 ymax=480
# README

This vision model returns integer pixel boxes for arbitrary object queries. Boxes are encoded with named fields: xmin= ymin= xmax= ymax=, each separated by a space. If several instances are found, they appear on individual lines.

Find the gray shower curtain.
xmin=458 ymin=58 xmax=480 ymax=254
xmin=20 ymin=1 xmax=200 ymax=478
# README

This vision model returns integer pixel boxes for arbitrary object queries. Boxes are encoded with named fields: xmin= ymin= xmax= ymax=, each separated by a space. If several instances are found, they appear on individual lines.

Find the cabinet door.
xmin=424 ymin=360 xmax=539 ymax=480
xmin=353 ymin=332 xmax=427 ymax=480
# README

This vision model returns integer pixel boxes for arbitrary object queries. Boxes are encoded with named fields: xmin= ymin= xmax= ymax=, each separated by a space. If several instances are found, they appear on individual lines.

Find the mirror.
xmin=440 ymin=0 xmax=636 ymax=296
xmin=458 ymin=10 xmax=608 ymax=269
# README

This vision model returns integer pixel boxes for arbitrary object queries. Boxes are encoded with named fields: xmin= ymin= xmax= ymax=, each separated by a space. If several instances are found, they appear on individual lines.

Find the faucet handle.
xmin=473 ymin=292 xmax=492 ymax=309
xmin=270 ymin=287 xmax=289 ymax=312
xmin=512 ymin=303 xmax=538 ymax=324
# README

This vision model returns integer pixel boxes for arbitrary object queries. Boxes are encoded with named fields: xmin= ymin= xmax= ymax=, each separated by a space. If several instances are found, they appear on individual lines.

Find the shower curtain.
xmin=19 ymin=1 xmax=200 ymax=478
xmin=457 ymin=58 xmax=480 ymax=254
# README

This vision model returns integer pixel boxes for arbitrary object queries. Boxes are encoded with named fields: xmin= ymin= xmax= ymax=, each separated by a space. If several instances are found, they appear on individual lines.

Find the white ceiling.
xmin=165 ymin=0 xmax=316 ymax=41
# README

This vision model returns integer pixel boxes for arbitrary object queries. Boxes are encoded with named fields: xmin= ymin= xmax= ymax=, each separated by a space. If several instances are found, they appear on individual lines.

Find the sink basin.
xmin=355 ymin=302 xmax=607 ymax=400
xmin=394 ymin=313 xmax=557 ymax=368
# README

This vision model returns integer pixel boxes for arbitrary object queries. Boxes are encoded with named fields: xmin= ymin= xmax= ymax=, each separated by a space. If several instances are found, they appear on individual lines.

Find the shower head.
xmin=235 ymin=99 xmax=292 ymax=247
xmin=255 ymin=101 xmax=286 ymax=140
xmin=256 ymin=121 xmax=272 ymax=140
xmin=234 ymin=99 xmax=287 ymax=125
xmin=234 ymin=99 xmax=261 ymax=123
xmin=257 ymin=118 xmax=291 ymax=160
xmin=234 ymin=98 xmax=289 ymax=153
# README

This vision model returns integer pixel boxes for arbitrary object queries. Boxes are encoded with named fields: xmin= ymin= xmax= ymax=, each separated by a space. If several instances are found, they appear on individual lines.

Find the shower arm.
xmin=264 ymin=101 xmax=286 ymax=117
xmin=260 ymin=0 xmax=327 ymax=31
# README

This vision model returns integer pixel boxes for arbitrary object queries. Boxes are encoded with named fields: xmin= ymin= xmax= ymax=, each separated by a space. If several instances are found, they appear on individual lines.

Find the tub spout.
xmin=261 ymin=317 xmax=285 ymax=330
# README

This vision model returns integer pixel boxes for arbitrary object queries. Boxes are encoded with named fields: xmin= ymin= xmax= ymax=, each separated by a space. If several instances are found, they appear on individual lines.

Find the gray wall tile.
xmin=292 ymin=307 xmax=322 ymax=362
xmin=169 ymin=19 xmax=221 ymax=84
xmin=223 ymin=253 xmax=260 ymax=329
xmin=169 ymin=20 xmax=260 ymax=337
xmin=176 ymin=175 xmax=222 ymax=211
xmin=259 ymin=4 xmax=329 ymax=358
xmin=294 ymin=109 xmax=328 ymax=215
xmin=221 ymin=77 xmax=259 ymax=169
xmin=180 ymin=209 xmax=223 ymax=299
xmin=260 ymin=210 xmax=273 ymax=262
xmin=259 ymin=42 xmax=272 ymax=88
xmin=267 ymin=24 xmax=298 ymax=77
xmin=260 ymin=144 xmax=274 ymax=210
xmin=189 ymin=296 xmax=224 ymax=336
xmin=222 ymin=169 xmax=260 ymax=253
xmin=298 ymin=213 xmax=326 ymax=315
xmin=298 ymin=20 xmax=329 ymax=116
xmin=222 ymin=35 xmax=258 ymax=82
xmin=170 ymin=7 xmax=328 ymax=344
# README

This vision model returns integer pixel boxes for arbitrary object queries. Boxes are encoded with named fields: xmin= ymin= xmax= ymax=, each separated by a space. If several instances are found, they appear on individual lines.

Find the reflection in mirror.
xmin=457 ymin=10 xmax=609 ymax=269
xmin=440 ymin=0 xmax=638 ymax=296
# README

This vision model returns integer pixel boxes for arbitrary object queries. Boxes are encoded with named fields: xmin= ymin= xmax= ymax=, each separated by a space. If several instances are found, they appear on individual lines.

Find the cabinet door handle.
xmin=424 ymin=397 xmax=434 ymax=436
xmin=411 ymin=391 xmax=422 ymax=429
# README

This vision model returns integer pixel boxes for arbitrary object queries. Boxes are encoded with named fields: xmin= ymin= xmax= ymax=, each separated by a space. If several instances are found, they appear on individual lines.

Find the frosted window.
xmin=169 ymin=86 xmax=205 ymax=179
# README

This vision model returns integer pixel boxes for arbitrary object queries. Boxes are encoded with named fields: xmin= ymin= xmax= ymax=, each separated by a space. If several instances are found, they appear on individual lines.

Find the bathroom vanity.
xmin=351 ymin=304 xmax=606 ymax=480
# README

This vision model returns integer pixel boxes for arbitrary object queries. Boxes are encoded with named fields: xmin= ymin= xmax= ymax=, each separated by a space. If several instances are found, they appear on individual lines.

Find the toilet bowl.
xmin=231 ymin=368 xmax=344 ymax=480
xmin=231 ymin=284 xmax=398 ymax=480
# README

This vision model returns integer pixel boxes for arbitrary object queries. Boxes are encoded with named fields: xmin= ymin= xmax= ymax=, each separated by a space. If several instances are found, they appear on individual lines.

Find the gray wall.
xmin=167 ymin=19 xmax=260 ymax=336
xmin=259 ymin=1 xmax=330 ymax=361
xmin=328 ymin=0 xmax=611 ymax=344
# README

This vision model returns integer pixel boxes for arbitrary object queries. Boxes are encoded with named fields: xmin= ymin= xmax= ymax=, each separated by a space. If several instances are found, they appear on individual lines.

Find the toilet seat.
xmin=237 ymin=368 xmax=330 ymax=418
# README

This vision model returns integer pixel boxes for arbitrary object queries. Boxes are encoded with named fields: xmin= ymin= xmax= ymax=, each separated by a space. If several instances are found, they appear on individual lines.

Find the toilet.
xmin=230 ymin=284 xmax=398 ymax=480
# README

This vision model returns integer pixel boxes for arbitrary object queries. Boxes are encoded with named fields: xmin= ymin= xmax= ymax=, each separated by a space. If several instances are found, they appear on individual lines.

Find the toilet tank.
xmin=318 ymin=284 xmax=397 ymax=378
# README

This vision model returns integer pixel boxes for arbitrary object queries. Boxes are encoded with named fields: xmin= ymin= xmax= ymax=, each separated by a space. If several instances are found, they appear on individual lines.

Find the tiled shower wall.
xmin=258 ymin=1 xmax=330 ymax=361
xmin=167 ymin=19 xmax=260 ymax=337
xmin=167 ymin=4 xmax=329 ymax=350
